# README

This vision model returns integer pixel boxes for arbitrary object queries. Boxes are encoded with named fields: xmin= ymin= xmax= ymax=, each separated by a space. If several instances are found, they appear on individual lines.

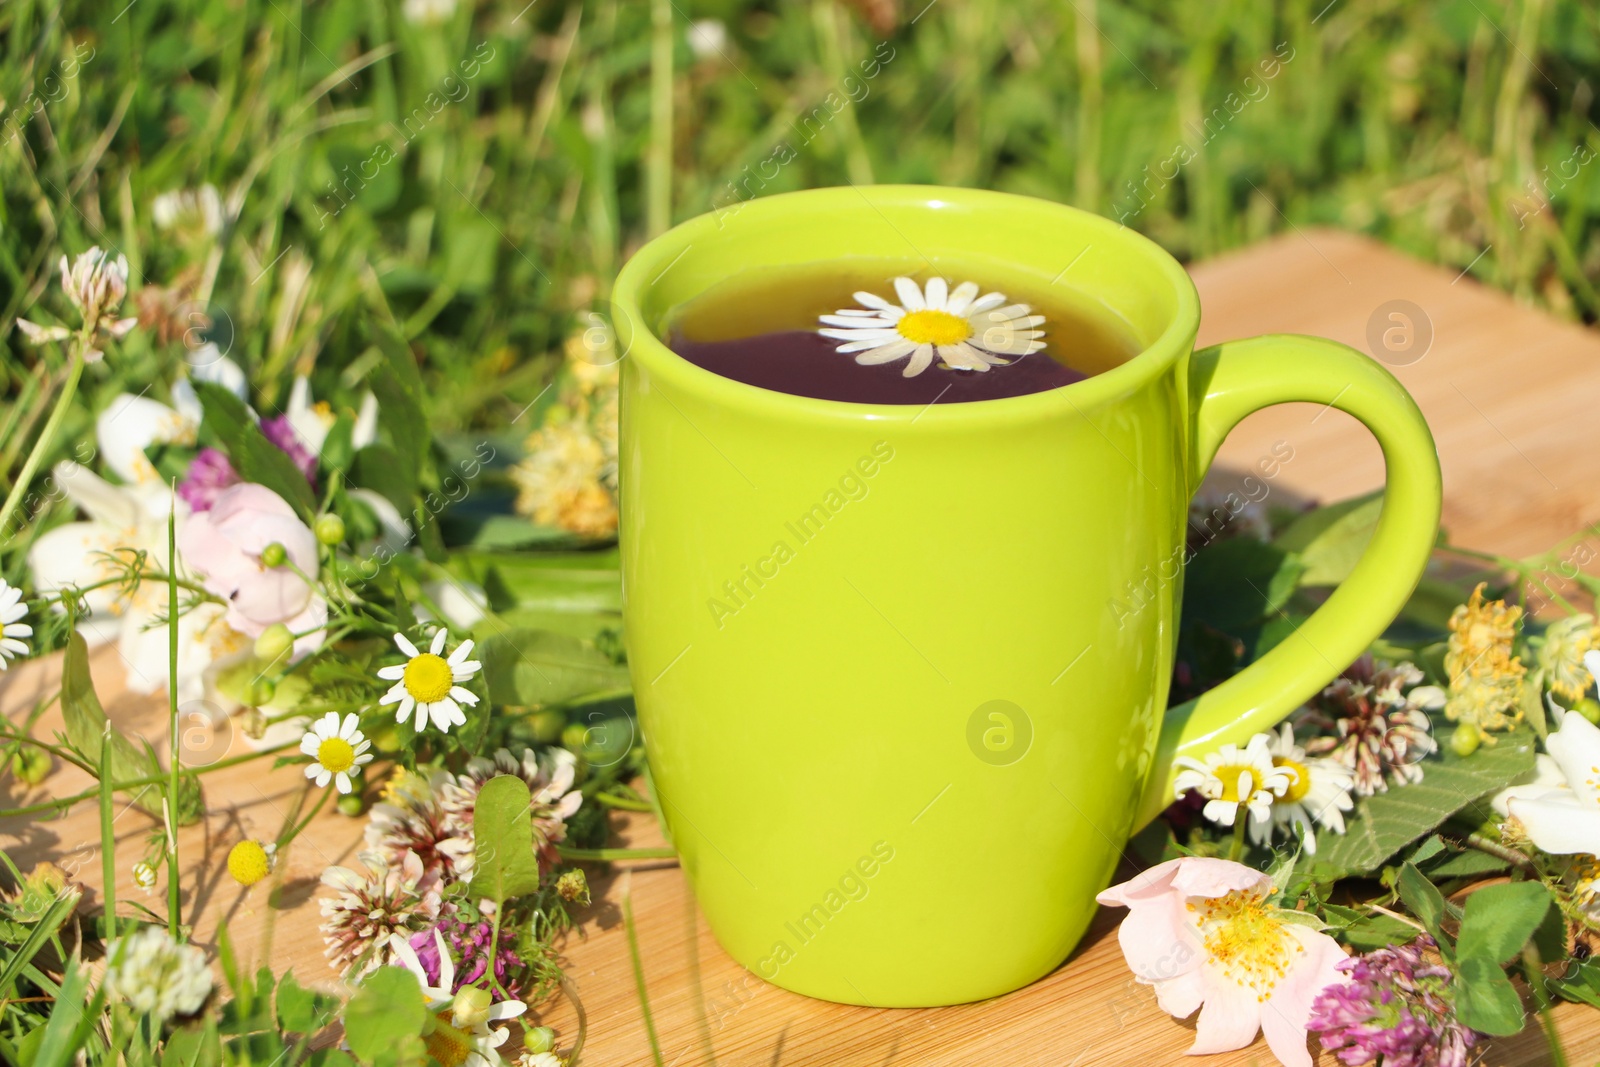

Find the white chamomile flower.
xmin=1248 ymin=723 xmax=1355 ymax=854
xmin=378 ymin=630 xmax=482 ymax=734
xmin=131 ymin=860 xmax=158 ymax=892
xmin=817 ymin=276 xmax=1046 ymax=378
xmin=395 ymin=929 xmax=527 ymax=1067
xmin=300 ymin=712 xmax=374 ymax=794
xmin=1172 ymin=732 xmax=1295 ymax=828
xmin=0 ymin=579 xmax=32 ymax=669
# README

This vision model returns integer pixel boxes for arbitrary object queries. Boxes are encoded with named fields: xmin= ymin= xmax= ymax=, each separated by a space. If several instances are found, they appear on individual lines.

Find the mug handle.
xmin=1132 ymin=334 xmax=1443 ymax=828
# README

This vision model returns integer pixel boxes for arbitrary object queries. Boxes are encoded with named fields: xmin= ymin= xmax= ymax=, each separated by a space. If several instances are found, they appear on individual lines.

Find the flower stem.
xmin=558 ymin=846 xmax=677 ymax=862
xmin=1227 ymin=815 xmax=1249 ymax=862
xmin=98 ymin=725 xmax=116 ymax=943
xmin=166 ymin=498 xmax=182 ymax=939
xmin=276 ymin=785 xmax=332 ymax=850
xmin=0 ymin=348 xmax=83 ymax=539
xmin=0 ymin=741 xmax=292 ymax=819
xmin=1463 ymin=832 xmax=1539 ymax=872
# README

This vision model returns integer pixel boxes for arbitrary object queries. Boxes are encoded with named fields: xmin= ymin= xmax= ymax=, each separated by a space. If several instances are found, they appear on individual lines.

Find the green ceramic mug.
xmin=613 ymin=185 xmax=1441 ymax=1007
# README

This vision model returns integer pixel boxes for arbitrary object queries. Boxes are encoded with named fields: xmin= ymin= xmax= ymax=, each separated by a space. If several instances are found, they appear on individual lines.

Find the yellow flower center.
xmin=227 ymin=841 xmax=271 ymax=887
xmin=423 ymin=1011 xmax=473 ymax=1067
xmin=1274 ymin=757 xmax=1311 ymax=804
xmin=896 ymin=308 xmax=972 ymax=346
xmin=1212 ymin=763 xmax=1262 ymax=803
xmin=403 ymin=653 xmax=455 ymax=703
xmin=1190 ymin=889 xmax=1301 ymax=1000
xmin=316 ymin=736 xmax=356 ymax=774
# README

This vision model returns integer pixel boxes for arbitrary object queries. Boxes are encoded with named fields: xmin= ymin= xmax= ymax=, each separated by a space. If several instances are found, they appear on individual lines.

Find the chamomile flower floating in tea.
xmin=379 ymin=630 xmax=483 ymax=733
xmin=818 ymin=276 xmax=1045 ymax=377
xmin=301 ymin=712 xmax=374 ymax=794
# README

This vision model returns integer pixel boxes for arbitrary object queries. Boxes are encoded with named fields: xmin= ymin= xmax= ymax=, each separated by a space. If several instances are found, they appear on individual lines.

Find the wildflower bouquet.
xmin=1100 ymin=489 xmax=1600 ymax=1067
xmin=0 ymin=240 xmax=644 ymax=1065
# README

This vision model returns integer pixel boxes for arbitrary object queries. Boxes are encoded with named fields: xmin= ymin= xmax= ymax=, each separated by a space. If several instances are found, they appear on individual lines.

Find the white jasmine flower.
xmin=300 ymin=712 xmax=374 ymax=794
xmin=104 ymin=926 xmax=213 ymax=1021
xmin=377 ymin=630 xmax=481 ymax=733
xmin=0 ymin=579 xmax=31 ymax=669
xmin=818 ymin=276 xmax=1046 ymax=377
xmin=1172 ymin=732 xmax=1295 ymax=828
xmin=1248 ymin=723 xmax=1355 ymax=854
xmin=1492 ymin=651 xmax=1600 ymax=854
xmin=395 ymin=929 xmax=527 ymax=1067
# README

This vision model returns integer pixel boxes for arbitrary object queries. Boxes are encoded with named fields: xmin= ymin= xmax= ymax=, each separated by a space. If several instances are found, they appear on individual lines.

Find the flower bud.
xmin=132 ymin=861 xmax=158 ymax=890
xmin=450 ymin=986 xmax=493 ymax=1029
xmin=523 ymin=1027 xmax=556 ymax=1055
xmin=314 ymin=513 xmax=346 ymax=546
xmin=10 ymin=748 xmax=50 ymax=786
xmin=1449 ymin=722 xmax=1480 ymax=758
xmin=336 ymin=793 xmax=366 ymax=817
xmin=529 ymin=709 xmax=567 ymax=744
xmin=260 ymin=542 xmax=287 ymax=568
xmin=556 ymin=869 xmax=589 ymax=904
xmin=254 ymin=623 xmax=294 ymax=664
xmin=239 ymin=707 xmax=267 ymax=740
xmin=248 ymin=678 xmax=276 ymax=707
xmin=1575 ymin=697 xmax=1600 ymax=725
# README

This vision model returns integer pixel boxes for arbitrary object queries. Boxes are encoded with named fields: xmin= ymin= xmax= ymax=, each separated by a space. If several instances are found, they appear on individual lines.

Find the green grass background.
xmin=0 ymin=0 xmax=1596 ymax=506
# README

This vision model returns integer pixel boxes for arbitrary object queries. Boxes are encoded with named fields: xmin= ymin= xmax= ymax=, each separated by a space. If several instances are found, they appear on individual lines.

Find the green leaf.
xmin=476 ymin=624 xmax=631 ymax=708
xmin=276 ymin=969 xmax=338 ymax=1035
xmin=1455 ymin=955 xmax=1527 ymax=1036
xmin=192 ymin=382 xmax=317 ymax=519
xmin=1420 ymin=846 xmax=1509 ymax=880
xmin=1182 ymin=537 xmax=1305 ymax=633
xmin=1396 ymin=862 xmax=1454 ymax=953
xmin=1274 ymin=491 xmax=1382 ymax=586
xmin=28 ymin=957 xmax=103 ymax=1067
xmin=1548 ymin=958 xmax=1600 ymax=1008
xmin=1311 ymin=729 xmax=1536 ymax=879
xmin=1322 ymin=905 xmax=1424 ymax=952
xmin=1457 ymin=881 xmax=1552 ymax=963
xmin=61 ymin=633 xmax=198 ymax=822
xmin=468 ymin=775 xmax=544 ymax=904
xmin=342 ymin=967 xmax=428 ymax=1060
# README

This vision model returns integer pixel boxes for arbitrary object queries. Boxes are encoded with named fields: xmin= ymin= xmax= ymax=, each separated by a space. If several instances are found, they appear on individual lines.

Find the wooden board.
xmin=4 ymin=228 xmax=1600 ymax=1066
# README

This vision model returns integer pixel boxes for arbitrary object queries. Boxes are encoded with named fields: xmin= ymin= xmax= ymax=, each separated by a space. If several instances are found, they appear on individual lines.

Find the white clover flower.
xmin=0 ymin=579 xmax=31 ymax=669
xmin=104 ymin=926 xmax=213 ymax=1021
xmin=17 ymin=248 xmax=138 ymax=361
xmin=378 ymin=630 xmax=481 ymax=734
xmin=152 ymin=184 xmax=224 ymax=237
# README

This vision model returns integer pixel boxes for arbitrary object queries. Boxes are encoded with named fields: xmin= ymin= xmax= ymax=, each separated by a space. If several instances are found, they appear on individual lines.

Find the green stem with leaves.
xmin=167 ymin=500 xmax=182 ymax=938
xmin=0 ymin=348 xmax=83 ymax=540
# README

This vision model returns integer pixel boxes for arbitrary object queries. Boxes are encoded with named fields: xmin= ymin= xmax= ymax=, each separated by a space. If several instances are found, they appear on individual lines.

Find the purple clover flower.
xmin=408 ymin=916 xmax=525 ymax=994
xmin=259 ymin=415 xmax=318 ymax=484
xmin=1307 ymin=936 xmax=1479 ymax=1067
xmin=176 ymin=448 xmax=240 ymax=511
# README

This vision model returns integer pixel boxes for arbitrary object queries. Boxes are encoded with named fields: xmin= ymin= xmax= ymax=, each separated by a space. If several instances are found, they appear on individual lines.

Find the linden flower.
xmin=1248 ymin=724 xmax=1354 ymax=855
xmin=227 ymin=840 xmax=276 ymax=887
xmin=0 ymin=579 xmax=31 ymax=669
xmin=1097 ymin=857 xmax=1348 ymax=1067
xmin=1444 ymin=582 xmax=1527 ymax=740
xmin=395 ymin=929 xmax=528 ymax=1067
xmin=818 ymin=276 xmax=1045 ymax=377
xmin=1539 ymin=613 xmax=1597 ymax=704
xmin=1172 ymin=733 xmax=1295 ymax=828
xmin=301 ymin=712 xmax=374 ymax=794
xmin=511 ymin=419 xmax=618 ymax=538
xmin=378 ymin=630 xmax=482 ymax=733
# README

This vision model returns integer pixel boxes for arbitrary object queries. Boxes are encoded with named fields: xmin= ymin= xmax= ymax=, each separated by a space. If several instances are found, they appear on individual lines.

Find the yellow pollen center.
xmin=1275 ymin=757 xmax=1311 ymax=804
xmin=227 ymin=841 xmax=270 ymax=887
xmin=316 ymin=736 xmax=356 ymax=773
xmin=1191 ymin=889 xmax=1299 ymax=1000
xmin=1212 ymin=763 xmax=1262 ymax=803
xmin=896 ymin=309 xmax=972 ymax=346
xmin=423 ymin=1011 xmax=472 ymax=1067
xmin=403 ymin=653 xmax=454 ymax=703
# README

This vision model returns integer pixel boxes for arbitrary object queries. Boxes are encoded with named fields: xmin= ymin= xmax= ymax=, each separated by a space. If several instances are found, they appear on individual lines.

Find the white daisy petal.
xmin=855 ymin=340 xmax=918 ymax=365
xmin=944 ymin=281 xmax=980 ymax=315
xmin=429 ymin=630 xmax=447 ymax=655
xmin=853 ymin=290 xmax=898 ymax=312
xmin=395 ymin=633 xmax=420 ymax=658
xmin=830 ymin=333 xmax=906 ymax=353
xmin=377 ymin=665 xmax=405 ymax=680
xmin=964 ymin=292 xmax=1008 ymax=316
xmin=924 ymin=276 xmax=948 ymax=310
xmin=904 ymin=344 xmax=934 ymax=377
xmin=450 ymin=685 xmax=480 ymax=706
xmin=893 ymin=276 xmax=926 ymax=311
